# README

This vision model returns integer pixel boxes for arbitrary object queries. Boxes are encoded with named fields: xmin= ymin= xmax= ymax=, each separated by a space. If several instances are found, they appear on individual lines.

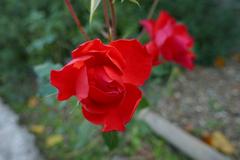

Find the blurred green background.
xmin=0 ymin=0 xmax=239 ymax=159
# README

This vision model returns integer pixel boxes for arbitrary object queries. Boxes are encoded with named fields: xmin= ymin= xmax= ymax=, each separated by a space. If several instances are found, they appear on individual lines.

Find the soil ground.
xmin=148 ymin=59 xmax=240 ymax=159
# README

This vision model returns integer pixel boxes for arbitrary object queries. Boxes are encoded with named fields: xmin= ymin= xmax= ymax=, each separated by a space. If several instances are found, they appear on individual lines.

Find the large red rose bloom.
xmin=50 ymin=39 xmax=152 ymax=132
xmin=141 ymin=11 xmax=196 ymax=70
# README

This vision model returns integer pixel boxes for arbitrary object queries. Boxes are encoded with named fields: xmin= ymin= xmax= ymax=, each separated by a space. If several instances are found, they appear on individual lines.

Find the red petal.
xmin=102 ymin=84 xmax=142 ymax=132
xmin=106 ymin=47 xmax=126 ymax=73
xmin=50 ymin=58 xmax=91 ymax=101
xmin=76 ymin=66 xmax=89 ymax=100
xmin=174 ymin=24 xmax=194 ymax=48
xmin=88 ymin=85 xmax=123 ymax=105
xmin=82 ymin=106 xmax=106 ymax=124
xmin=72 ymin=39 xmax=107 ymax=59
xmin=161 ymin=36 xmax=195 ymax=70
xmin=50 ymin=61 xmax=81 ymax=101
xmin=82 ymin=104 xmax=125 ymax=131
xmin=140 ymin=20 xmax=155 ymax=38
xmin=118 ymin=84 xmax=142 ymax=124
xmin=72 ymin=39 xmax=126 ymax=75
xmin=101 ymin=112 xmax=126 ymax=132
xmin=155 ymin=11 xmax=175 ymax=31
xmin=145 ymin=42 xmax=161 ymax=66
xmin=110 ymin=39 xmax=152 ymax=86
xmin=81 ymin=84 xmax=142 ymax=132
xmin=81 ymin=98 xmax=112 ymax=114
xmin=180 ymin=51 xmax=196 ymax=70
xmin=155 ymin=22 xmax=173 ymax=47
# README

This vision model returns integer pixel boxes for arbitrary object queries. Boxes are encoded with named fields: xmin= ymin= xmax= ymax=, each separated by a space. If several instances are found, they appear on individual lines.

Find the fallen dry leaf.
xmin=214 ymin=57 xmax=225 ymax=69
xmin=46 ymin=134 xmax=63 ymax=147
xmin=28 ymin=96 xmax=39 ymax=108
xmin=30 ymin=125 xmax=45 ymax=134
xmin=201 ymin=131 xmax=212 ymax=145
xmin=210 ymin=131 xmax=235 ymax=155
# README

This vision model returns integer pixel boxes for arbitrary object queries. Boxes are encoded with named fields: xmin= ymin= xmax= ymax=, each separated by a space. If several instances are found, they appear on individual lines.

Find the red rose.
xmin=50 ymin=39 xmax=152 ymax=132
xmin=141 ymin=11 xmax=196 ymax=70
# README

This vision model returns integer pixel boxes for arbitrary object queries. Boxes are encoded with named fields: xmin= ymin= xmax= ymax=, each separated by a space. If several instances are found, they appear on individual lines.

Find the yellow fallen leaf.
xmin=28 ymin=96 xmax=39 ymax=108
xmin=214 ymin=57 xmax=225 ymax=69
xmin=210 ymin=131 xmax=235 ymax=155
xmin=201 ymin=131 xmax=212 ymax=145
xmin=46 ymin=134 xmax=63 ymax=147
xmin=30 ymin=125 xmax=45 ymax=134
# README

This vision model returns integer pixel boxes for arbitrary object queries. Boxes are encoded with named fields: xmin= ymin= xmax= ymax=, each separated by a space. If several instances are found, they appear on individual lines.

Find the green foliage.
xmin=102 ymin=132 xmax=119 ymax=150
xmin=127 ymin=0 xmax=140 ymax=6
xmin=77 ymin=120 xmax=98 ymax=148
xmin=34 ymin=62 xmax=62 ymax=96
xmin=20 ymin=97 xmax=189 ymax=159
xmin=118 ymin=0 xmax=140 ymax=6
xmin=151 ymin=63 xmax=173 ymax=81
xmin=0 ymin=0 xmax=91 ymax=103
xmin=90 ymin=0 xmax=101 ymax=23
xmin=138 ymin=96 xmax=150 ymax=110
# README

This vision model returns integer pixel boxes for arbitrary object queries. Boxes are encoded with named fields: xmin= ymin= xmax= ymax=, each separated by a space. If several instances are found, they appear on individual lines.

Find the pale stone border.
xmin=139 ymin=109 xmax=231 ymax=160
xmin=0 ymin=99 xmax=42 ymax=160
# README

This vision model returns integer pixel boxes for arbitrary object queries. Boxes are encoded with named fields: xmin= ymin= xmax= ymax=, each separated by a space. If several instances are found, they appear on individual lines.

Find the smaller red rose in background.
xmin=141 ymin=11 xmax=196 ymax=70
xmin=50 ymin=39 xmax=152 ymax=132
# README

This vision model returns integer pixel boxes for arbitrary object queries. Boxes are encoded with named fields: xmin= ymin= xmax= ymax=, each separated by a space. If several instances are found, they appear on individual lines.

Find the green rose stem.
xmin=102 ymin=0 xmax=112 ymax=41
xmin=109 ymin=0 xmax=117 ymax=40
xmin=64 ymin=0 xmax=90 ymax=41
xmin=137 ymin=0 xmax=160 ymax=40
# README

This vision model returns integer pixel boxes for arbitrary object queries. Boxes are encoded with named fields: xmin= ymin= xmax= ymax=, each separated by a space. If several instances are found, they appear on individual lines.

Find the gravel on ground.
xmin=146 ymin=59 xmax=240 ymax=159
